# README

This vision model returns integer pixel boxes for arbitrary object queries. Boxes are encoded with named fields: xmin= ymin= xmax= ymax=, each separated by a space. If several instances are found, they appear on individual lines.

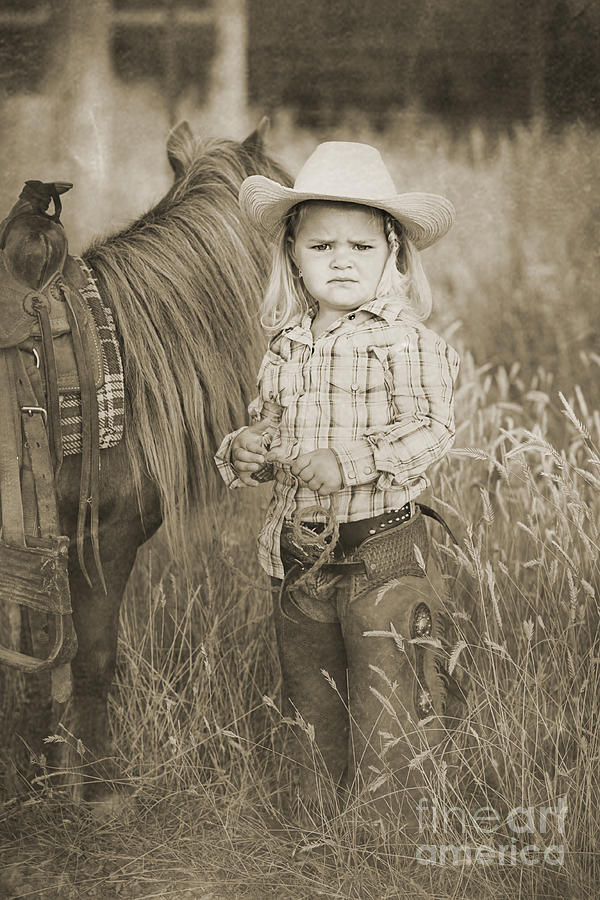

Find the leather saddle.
xmin=0 ymin=181 xmax=105 ymax=676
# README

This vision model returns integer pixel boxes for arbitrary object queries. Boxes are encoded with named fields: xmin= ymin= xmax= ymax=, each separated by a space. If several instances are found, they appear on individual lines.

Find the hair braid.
xmin=376 ymin=214 xmax=405 ymax=299
xmin=384 ymin=214 xmax=400 ymax=263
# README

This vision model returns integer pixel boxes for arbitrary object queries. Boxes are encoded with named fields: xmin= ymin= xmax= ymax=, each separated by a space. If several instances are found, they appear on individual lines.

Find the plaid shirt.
xmin=215 ymin=296 xmax=459 ymax=578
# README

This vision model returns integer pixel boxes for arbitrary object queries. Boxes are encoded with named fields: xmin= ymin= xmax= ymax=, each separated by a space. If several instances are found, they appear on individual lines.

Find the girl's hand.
xmin=231 ymin=424 xmax=269 ymax=486
xmin=290 ymin=449 xmax=343 ymax=494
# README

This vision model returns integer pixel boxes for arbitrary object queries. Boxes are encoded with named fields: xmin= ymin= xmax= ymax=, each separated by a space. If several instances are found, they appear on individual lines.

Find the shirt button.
xmin=350 ymin=382 xmax=360 ymax=392
xmin=346 ymin=471 xmax=356 ymax=480
xmin=364 ymin=466 xmax=372 ymax=474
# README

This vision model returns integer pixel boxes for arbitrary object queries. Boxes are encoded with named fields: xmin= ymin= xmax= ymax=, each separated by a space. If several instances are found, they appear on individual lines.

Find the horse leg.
xmin=57 ymin=450 xmax=161 ymax=805
xmin=67 ymin=532 xmax=138 ymax=802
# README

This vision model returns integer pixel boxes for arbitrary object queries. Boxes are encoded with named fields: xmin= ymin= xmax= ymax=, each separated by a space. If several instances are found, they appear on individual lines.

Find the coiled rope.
xmin=290 ymin=494 xmax=339 ymax=590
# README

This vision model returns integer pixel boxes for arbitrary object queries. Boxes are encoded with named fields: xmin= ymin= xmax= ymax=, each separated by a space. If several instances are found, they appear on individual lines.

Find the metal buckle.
xmin=21 ymin=405 xmax=47 ymax=425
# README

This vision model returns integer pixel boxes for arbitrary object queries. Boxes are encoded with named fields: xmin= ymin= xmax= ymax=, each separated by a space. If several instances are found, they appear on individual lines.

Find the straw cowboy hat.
xmin=239 ymin=141 xmax=455 ymax=250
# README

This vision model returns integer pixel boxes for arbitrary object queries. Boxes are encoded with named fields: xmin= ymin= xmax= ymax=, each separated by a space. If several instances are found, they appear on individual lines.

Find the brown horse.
xmin=45 ymin=120 xmax=289 ymax=802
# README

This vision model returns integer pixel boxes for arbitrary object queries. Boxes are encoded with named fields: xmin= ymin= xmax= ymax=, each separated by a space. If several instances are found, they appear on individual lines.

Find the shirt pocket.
xmin=259 ymin=350 xmax=303 ymax=408
xmin=328 ymin=345 xmax=390 ymax=428
xmin=364 ymin=345 xmax=391 ymax=426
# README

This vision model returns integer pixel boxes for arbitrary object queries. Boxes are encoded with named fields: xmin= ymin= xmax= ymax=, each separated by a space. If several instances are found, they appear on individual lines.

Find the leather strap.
xmin=36 ymin=299 xmax=63 ymax=474
xmin=13 ymin=350 xmax=59 ymax=534
xmin=416 ymin=503 xmax=459 ymax=545
xmin=13 ymin=349 xmax=66 ymax=688
xmin=1 ymin=348 xmax=75 ymax=686
xmin=0 ymin=350 xmax=26 ymax=546
xmin=63 ymin=285 xmax=105 ymax=592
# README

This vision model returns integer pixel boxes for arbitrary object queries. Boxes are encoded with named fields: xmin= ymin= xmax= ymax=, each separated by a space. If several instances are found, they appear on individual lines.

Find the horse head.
xmin=165 ymin=117 xmax=289 ymax=188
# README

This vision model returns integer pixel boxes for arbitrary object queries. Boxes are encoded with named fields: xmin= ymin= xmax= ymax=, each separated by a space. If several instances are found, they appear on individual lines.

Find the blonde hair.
xmin=260 ymin=200 xmax=432 ymax=334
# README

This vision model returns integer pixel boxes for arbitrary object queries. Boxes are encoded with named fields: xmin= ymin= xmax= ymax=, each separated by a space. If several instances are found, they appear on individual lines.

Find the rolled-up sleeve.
xmin=214 ymin=342 xmax=279 ymax=488
xmin=214 ymin=340 xmax=277 ymax=488
xmin=214 ymin=387 xmax=266 ymax=488
xmin=336 ymin=328 xmax=459 ymax=489
xmin=214 ymin=425 xmax=249 ymax=488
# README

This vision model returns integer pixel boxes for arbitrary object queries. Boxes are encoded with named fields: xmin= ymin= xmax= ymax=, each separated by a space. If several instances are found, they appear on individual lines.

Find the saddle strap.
xmin=62 ymin=284 xmax=105 ymax=592
xmin=13 ymin=349 xmax=60 ymax=536
xmin=15 ymin=349 xmax=74 ymax=694
xmin=36 ymin=300 xmax=63 ymax=474
xmin=0 ymin=350 xmax=26 ymax=545
xmin=0 ymin=347 xmax=61 ymax=542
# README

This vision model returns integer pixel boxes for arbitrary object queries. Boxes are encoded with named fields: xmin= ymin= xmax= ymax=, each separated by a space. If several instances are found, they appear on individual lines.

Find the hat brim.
xmin=239 ymin=176 xmax=455 ymax=250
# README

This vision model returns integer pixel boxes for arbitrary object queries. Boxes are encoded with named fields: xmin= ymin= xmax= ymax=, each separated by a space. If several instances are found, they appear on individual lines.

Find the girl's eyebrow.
xmin=304 ymin=235 xmax=379 ymax=242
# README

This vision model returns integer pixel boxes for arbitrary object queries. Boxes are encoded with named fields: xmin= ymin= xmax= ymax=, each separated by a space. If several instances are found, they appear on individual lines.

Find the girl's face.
xmin=290 ymin=202 xmax=389 ymax=319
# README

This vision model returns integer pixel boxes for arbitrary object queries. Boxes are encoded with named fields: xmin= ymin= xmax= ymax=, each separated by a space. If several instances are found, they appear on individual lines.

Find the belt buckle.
xmin=21 ymin=405 xmax=48 ymax=426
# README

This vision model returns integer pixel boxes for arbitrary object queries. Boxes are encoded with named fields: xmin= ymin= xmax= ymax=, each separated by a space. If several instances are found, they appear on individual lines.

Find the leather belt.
xmin=285 ymin=501 xmax=414 ymax=558
xmin=283 ymin=500 xmax=458 ymax=563
xmin=337 ymin=502 xmax=413 ymax=553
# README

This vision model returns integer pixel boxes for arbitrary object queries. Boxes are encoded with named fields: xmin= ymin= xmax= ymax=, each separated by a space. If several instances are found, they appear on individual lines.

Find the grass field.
xmin=0 ymin=105 xmax=599 ymax=898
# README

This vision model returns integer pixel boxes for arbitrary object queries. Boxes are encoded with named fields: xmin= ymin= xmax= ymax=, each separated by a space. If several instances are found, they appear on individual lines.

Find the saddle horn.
xmin=21 ymin=180 xmax=73 ymax=221
xmin=0 ymin=181 xmax=73 ymax=291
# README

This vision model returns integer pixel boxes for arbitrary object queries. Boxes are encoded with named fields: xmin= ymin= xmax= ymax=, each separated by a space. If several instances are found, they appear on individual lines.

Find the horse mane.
xmin=83 ymin=133 xmax=290 ymax=557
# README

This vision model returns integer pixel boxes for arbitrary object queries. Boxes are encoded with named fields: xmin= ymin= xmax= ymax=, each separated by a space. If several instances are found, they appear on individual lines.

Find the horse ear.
xmin=167 ymin=121 xmax=196 ymax=179
xmin=242 ymin=117 xmax=270 ymax=151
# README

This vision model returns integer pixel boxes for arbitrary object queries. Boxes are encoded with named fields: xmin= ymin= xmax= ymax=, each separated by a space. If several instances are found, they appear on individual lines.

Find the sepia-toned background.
xmin=1 ymin=3 xmax=599 ymax=898
xmin=1 ymin=0 xmax=598 ymax=385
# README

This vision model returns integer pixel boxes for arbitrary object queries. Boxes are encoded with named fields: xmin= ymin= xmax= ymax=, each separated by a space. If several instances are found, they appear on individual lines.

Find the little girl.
xmin=215 ymin=142 xmax=460 ymax=824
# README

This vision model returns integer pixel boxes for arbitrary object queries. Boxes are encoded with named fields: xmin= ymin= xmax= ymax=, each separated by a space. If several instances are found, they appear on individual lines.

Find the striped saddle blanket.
xmin=58 ymin=257 xmax=124 ymax=455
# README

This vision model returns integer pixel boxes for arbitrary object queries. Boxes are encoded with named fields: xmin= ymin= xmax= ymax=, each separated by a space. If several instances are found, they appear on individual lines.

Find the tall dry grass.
xmin=0 ymin=106 xmax=599 ymax=897
xmin=5 ymin=359 xmax=596 ymax=897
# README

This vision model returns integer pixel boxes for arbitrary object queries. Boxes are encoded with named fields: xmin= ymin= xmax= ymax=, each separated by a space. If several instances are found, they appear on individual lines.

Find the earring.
xmin=298 ymin=269 xmax=303 ymax=278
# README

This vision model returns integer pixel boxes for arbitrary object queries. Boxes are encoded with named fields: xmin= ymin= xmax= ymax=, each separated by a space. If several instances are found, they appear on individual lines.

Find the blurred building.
xmin=0 ymin=0 xmax=598 ymax=128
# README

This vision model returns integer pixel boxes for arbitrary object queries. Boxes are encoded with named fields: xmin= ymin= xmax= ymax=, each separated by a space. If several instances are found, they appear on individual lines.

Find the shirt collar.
xmin=282 ymin=296 xmax=403 ymax=343
xmin=357 ymin=296 xmax=403 ymax=325
xmin=280 ymin=314 xmax=313 ymax=346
